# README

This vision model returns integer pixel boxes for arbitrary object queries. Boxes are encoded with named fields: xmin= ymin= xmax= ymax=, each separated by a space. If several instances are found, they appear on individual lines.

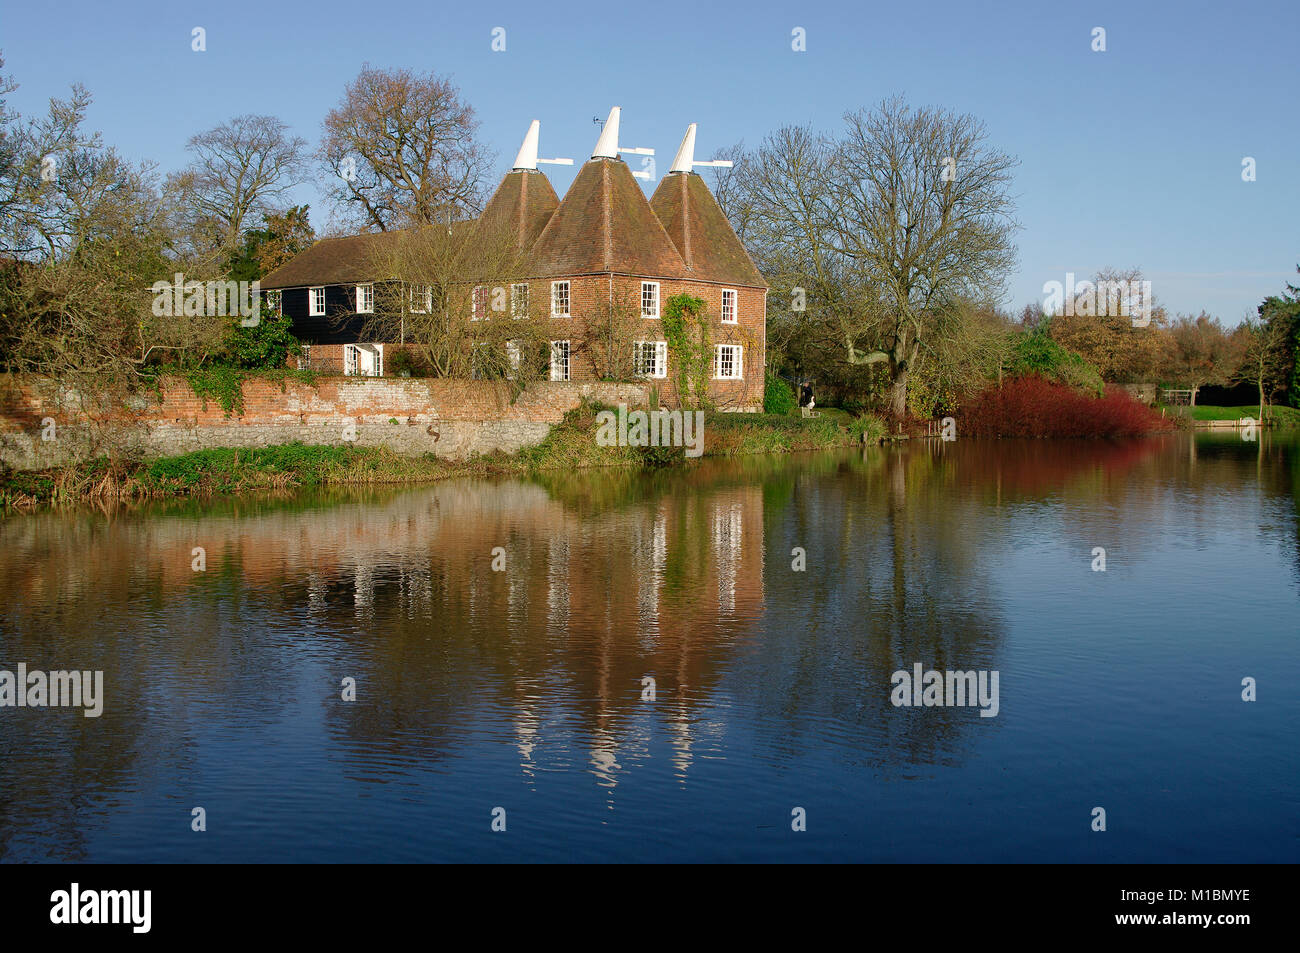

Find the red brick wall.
xmin=473 ymin=275 xmax=765 ymax=410
xmin=298 ymin=275 xmax=768 ymax=411
xmin=3 ymin=377 xmax=648 ymax=427
xmin=0 ymin=376 xmax=651 ymax=469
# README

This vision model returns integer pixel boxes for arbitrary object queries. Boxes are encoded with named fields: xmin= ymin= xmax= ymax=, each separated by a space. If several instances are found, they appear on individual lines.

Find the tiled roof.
xmin=261 ymin=161 xmax=765 ymax=290
xmin=259 ymin=225 xmax=471 ymax=289
xmin=528 ymin=157 xmax=688 ymax=279
xmin=476 ymin=169 xmax=559 ymax=250
xmin=259 ymin=231 xmax=406 ymax=289
xmin=650 ymin=172 xmax=766 ymax=289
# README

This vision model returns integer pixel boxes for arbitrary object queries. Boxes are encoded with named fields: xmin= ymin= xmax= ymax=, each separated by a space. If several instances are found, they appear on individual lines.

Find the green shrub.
xmin=388 ymin=348 xmax=432 ymax=377
xmin=1010 ymin=327 xmax=1104 ymax=396
xmin=849 ymin=413 xmax=887 ymax=443
xmin=224 ymin=312 xmax=299 ymax=370
xmin=764 ymin=372 xmax=797 ymax=415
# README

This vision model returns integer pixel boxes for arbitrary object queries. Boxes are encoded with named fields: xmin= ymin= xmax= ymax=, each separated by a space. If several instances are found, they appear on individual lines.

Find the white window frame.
xmin=510 ymin=283 xmax=529 ymax=319
xmin=641 ymin=281 xmax=660 ymax=319
xmin=356 ymin=283 xmax=374 ymax=314
xmin=471 ymin=285 xmax=489 ymax=321
xmin=550 ymin=340 xmax=571 ymax=381
xmin=633 ymin=340 xmax=668 ymax=379
xmin=297 ymin=343 xmax=310 ymax=371
xmin=344 ymin=343 xmax=384 ymax=378
xmin=721 ymin=288 xmax=738 ymax=324
xmin=715 ymin=344 xmax=744 ymax=380
xmin=551 ymin=280 xmax=571 ymax=318
xmin=506 ymin=339 xmax=522 ymax=379
xmin=309 ymin=286 xmax=326 ymax=317
xmin=409 ymin=284 xmax=431 ymax=314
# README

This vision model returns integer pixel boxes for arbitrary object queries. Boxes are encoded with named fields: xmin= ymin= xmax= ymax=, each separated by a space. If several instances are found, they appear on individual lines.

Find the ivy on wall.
xmin=662 ymin=293 xmax=711 ymax=409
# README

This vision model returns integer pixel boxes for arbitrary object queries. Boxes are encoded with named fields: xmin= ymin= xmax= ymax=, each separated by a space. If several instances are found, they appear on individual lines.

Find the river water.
xmin=1 ymin=433 xmax=1296 ymax=862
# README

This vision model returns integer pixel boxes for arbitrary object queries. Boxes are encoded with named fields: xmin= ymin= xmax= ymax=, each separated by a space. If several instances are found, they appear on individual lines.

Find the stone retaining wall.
xmin=0 ymin=376 xmax=651 ymax=470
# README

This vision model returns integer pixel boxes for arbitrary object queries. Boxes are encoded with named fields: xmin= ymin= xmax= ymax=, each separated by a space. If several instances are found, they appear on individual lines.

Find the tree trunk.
xmin=1189 ymin=385 xmax=1198 ymax=407
xmin=890 ymin=364 xmax=909 ymax=419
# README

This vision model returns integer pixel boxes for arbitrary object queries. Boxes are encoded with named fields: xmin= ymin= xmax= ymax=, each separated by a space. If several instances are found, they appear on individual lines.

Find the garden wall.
xmin=0 ymin=376 xmax=651 ymax=471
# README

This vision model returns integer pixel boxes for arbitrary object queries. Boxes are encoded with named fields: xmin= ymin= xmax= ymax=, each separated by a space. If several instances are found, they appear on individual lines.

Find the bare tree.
xmin=581 ymin=289 xmax=641 ymax=382
xmin=0 ymin=72 xmax=224 ymax=385
xmin=730 ymin=126 xmax=862 ymax=380
xmin=0 ymin=52 xmax=22 ymax=235
xmin=833 ymin=98 xmax=1019 ymax=417
xmin=706 ymin=141 xmax=754 ymax=242
xmin=169 ymin=114 xmax=306 ymax=257
xmin=1 ymin=81 xmax=105 ymax=259
xmin=726 ymin=101 xmax=1018 ymax=418
xmin=319 ymin=66 xmax=493 ymax=232
xmin=363 ymin=217 xmax=548 ymax=383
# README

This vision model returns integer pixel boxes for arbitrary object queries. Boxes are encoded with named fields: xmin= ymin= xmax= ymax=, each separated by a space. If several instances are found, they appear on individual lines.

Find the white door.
xmin=348 ymin=343 xmax=384 ymax=377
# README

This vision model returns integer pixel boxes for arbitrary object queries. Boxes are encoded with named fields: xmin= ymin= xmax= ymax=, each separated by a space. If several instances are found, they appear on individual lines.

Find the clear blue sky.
xmin=3 ymin=0 xmax=1297 ymax=321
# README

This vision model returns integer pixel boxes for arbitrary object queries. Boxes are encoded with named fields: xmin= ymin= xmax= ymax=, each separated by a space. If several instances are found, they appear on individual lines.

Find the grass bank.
xmin=1185 ymin=405 xmax=1300 ymax=428
xmin=1 ymin=402 xmax=885 ymax=508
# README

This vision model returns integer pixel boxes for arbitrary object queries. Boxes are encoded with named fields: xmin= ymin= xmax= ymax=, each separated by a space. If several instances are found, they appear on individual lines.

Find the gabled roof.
xmin=528 ymin=157 xmax=688 ymax=279
xmin=475 ymin=169 xmax=559 ymax=250
xmin=650 ymin=171 xmax=766 ymax=289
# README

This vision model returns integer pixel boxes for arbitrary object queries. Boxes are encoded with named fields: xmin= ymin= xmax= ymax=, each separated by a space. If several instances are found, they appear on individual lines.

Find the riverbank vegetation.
xmin=0 ymin=402 xmax=886 ymax=507
xmin=960 ymin=376 xmax=1168 ymax=439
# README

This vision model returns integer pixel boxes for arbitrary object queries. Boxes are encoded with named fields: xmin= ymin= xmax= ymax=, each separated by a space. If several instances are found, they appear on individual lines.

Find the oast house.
xmin=260 ymin=108 xmax=768 ymax=410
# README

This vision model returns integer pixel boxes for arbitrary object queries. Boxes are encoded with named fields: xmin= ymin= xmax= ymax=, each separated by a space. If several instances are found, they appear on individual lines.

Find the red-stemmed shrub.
xmin=958 ymin=375 xmax=1169 ymax=438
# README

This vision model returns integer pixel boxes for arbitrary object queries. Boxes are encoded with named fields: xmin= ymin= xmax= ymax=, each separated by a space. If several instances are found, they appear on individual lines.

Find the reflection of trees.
xmin=1201 ymin=431 xmax=1300 ymax=586
xmin=734 ymin=442 xmax=1008 ymax=769
xmin=967 ymin=433 xmax=1299 ymax=579
xmin=733 ymin=432 xmax=1300 ymax=772
xmin=4 ymin=432 xmax=1297 ymax=857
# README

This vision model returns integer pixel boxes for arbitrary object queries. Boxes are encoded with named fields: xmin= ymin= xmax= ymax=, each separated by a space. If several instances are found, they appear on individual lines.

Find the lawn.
xmin=1188 ymin=405 xmax=1300 ymax=427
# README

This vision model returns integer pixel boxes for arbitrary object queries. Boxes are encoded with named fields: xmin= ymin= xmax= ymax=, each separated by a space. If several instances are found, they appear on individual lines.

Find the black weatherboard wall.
xmin=280 ymin=284 xmax=396 ymax=345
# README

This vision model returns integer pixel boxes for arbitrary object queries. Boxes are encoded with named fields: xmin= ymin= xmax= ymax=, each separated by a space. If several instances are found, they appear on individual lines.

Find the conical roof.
xmin=650 ymin=171 xmax=766 ymax=288
xmin=529 ymin=157 xmax=688 ymax=279
xmin=476 ymin=169 xmax=559 ymax=250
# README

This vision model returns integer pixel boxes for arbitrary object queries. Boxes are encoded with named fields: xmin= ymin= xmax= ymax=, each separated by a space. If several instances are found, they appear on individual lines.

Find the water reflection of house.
xmin=134 ymin=478 xmax=765 ymax=787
